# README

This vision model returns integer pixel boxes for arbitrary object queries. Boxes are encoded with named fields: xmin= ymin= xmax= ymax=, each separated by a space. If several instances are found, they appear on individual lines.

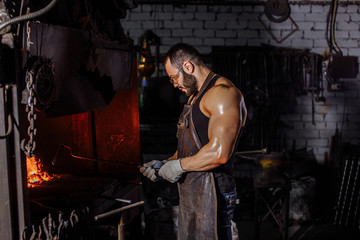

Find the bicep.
xmin=206 ymin=87 xmax=242 ymax=157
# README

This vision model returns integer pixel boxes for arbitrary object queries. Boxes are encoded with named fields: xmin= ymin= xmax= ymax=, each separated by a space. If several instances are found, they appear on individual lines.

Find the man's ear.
xmin=182 ymin=61 xmax=194 ymax=74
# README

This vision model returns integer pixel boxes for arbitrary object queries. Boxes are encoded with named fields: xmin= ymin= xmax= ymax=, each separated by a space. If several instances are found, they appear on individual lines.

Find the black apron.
xmin=177 ymin=72 xmax=220 ymax=240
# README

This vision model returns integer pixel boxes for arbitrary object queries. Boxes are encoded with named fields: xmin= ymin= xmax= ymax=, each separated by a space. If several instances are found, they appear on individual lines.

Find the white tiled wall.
xmin=121 ymin=3 xmax=360 ymax=163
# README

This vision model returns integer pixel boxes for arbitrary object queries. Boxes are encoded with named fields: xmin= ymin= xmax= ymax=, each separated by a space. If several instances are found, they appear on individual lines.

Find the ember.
xmin=27 ymin=156 xmax=56 ymax=188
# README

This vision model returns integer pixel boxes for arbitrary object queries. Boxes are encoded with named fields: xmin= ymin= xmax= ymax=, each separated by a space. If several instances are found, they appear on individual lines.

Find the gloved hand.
xmin=140 ymin=160 xmax=167 ymax=182
xmin=158 ymin=159 xmax=185 ymax=183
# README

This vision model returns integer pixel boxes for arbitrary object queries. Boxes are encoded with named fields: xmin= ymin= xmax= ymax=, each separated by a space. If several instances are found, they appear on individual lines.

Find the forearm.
xmin=180 ymin=140 xmax=233 ymax=171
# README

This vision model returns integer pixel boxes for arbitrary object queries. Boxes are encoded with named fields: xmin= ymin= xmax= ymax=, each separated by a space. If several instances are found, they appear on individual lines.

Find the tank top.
xmin=192 ymin=74 xmax=237 ymax=193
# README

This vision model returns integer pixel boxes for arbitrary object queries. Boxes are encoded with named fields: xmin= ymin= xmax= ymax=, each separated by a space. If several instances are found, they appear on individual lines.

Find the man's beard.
xmin=182 ymin=70 xmax=198 ymax=96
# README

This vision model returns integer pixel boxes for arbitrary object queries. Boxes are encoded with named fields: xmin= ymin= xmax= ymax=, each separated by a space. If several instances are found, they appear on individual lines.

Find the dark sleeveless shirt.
xmin=192 ymin=74 xmax=237 ymax=193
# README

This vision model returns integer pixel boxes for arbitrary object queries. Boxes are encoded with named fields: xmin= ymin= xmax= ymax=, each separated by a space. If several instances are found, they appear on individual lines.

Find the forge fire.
xmin=26 ymin=156 xmax=56 ymax=188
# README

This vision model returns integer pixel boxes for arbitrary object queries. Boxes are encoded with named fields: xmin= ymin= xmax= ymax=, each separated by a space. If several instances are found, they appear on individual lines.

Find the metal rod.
xmin=347 ymin=159 xmax=360 ymax=226
xmin=340 ymin=157 xmax=356 ymax=225
xmin=235 ymin=147 xmax=268 ymax=155
xmin=94 ymin=201 xmax=144 ymax=221
xmin=334 ymin=157 xmax=349 ymax=224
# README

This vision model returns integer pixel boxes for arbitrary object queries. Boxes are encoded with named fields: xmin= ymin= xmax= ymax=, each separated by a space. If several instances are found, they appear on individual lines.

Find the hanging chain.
xmin=21 ymin=10 xmax=37 ymax=158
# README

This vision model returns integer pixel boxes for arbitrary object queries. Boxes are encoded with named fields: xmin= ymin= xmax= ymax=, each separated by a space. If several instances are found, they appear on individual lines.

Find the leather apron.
xmin=177 ymin=72 xmax=219 ymax=240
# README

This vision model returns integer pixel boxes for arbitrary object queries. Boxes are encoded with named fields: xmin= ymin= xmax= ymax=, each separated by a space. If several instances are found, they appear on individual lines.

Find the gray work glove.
xmin=158 ymin=159 xmax=185 ymax=183
xmin=140 ymin=160 xmax=167 ymax=182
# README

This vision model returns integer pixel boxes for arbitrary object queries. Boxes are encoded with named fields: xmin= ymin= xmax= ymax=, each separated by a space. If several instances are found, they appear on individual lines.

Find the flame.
xmin=26 ymin=156 xmax=56 ymax=188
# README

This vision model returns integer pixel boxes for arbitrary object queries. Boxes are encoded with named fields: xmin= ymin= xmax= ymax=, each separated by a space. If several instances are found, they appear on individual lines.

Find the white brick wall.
xmin=121 ymin=4 xmax=360 ymax=163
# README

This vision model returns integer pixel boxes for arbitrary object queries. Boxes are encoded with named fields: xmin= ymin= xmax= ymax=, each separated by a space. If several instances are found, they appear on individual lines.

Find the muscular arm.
xmin=180 ymin=83 xmax=247 ymax=171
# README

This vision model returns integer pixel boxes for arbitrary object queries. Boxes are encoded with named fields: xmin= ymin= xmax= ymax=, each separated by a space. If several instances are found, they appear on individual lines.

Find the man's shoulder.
xmin=202 ymin=78 xmax=242 ymax=107
xmin=209 ymin=77 xmax=241 ymax=98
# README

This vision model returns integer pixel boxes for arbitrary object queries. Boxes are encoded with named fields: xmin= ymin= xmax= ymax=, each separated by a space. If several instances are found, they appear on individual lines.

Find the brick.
xmin=158 ymin=13 xmax=173 ymax=20
xmin=306 ymin=122 xmax=327 ymax=130
xmin=172 ymin=29 xmax=192 ymax=37
xmin=195 ymin=12 xmax=216 ymax=21
xmin=333 ymin=30 xmax=350 ymax=39
xmin=280 ymin=29 xmax=302 ymax=39
xmin=326 ymin=122 xmax=338 ymax=129
xmin=161 ymin=37 xmax=182 ymax=46
xmin=302 ymin=114 xmax=325 ymax=122
xmin=350 ymin=13 xmax=360 ymax=21
xmin=254 ymin=6 xmax=263 ymax=13
xmin=316 ymin=147 xmax=330 ymax=155
xmin=174 ymin=12 xmax=194 ymax=20
xmin=305 ymin=13 xmax=327 ymax=22
xmin=164 ymin=20 xmax=181 ymax=28
xmin=216 ymin=30 xmax=236 ymax=38
xmin=350 ymin=30 xmax=360 ymax=38
xmin=311 ymin=5 xmax=326 ymax=13
xmin=197 ymin=5 xmax=207 ymax=12
xmin=307 ymin=138 xmax=329 ymax=147
xmin=142 ymin=4 xmax=153 ymax=12
xmin=155 ymin=29 xmax=171 ymax=37
xmin=294 ymin=122 xmax=304 ymax=129
xmin=337 ymin=21 xmax=359 ymax=31
xmin=208 ymin=5 xmax=221 ymax=12
xmin=298 ymin=129 xmax=320 ymax=138
xmin=336 ymin=6 xmax=347 ymax=13
xmin=319 ymin=130 xmax=336 ymax=138
xmin=247 ymin=39 xmax=267 ymax=46
xmin=348 ymin=48 xmax=360 ymax=56
xmin=224 ymin=38 xmax=247 ymax=46
xmin=204 ymin=38 xmax=225 ymax=46
xmin=237 ymin=30 xmax=259 ymax=38
xmin=323 ymin=113 xmax=344 ymax=122
xmin=130 ymin=12 xmax=152 ymax=21
xmin=217 ymin=13 xmax=238 ymax=21
xmin=127 ymin=29 xmax=144 ymax=38
xmin=243 ymin=6 xmax=254 ymax=12
xmin=194 ymin=29 xmax=214 ymax=37
xmin=231 ymin=6 xmax=243 ymax=13
xmin=291 ymin=39 xmax=313 ymax=49
xmin=269 ymin=20 xmax=297 ymax=30
xmin=313 ymin=39 xmax=328 ymax=48
xmin=290 ymin=13 xmax=306 ymax=22
xmin=219 ymin=6 xmax=232 ymax=13
xmin=185 ymin=5 xmax=197 ymax=11
xmin=142 ymin=21 xmax=157 ymax=29
xmin=291 ymin=5 xmax=311 ymax=13
xmin=129 ymin=6 xmax=142 ymax=13
xmin=336 ymin=13 xmax=351 ymax=22
xmin=182 ymin=38 xmax=203 ymax=45
xmin=121 ymin=21 xmax=142 ymax=29
xmin=297 ymin=22 xmax=315 ymax=30
xmin=182 ymin=20 xmax=203 ymax=29
xmin=339 ymin=39 xmax=358 ymax=48
xmin=226 ymin=21 xmax=247 ymax=30
xmin=313 ymin=22 xmax=326 ymax=30
xmin=163 ymin=5 xmax=174 ymax=12
xmin=204 ymin=21 xmax=226 ymax=29
xmin=347 ymin=6 xmax=359 ymax=13
xmin=248 ymin=21 xmax=264 ymax=30
xmin=304 ymin=30 xmax=325 ymax=39
xmin=238 ymin=13 xmax=258 ymax=21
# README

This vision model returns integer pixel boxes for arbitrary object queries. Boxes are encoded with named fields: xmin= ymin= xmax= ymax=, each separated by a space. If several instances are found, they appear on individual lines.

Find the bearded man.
xmin=141 ymin=43 xmax=247 ymax=240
